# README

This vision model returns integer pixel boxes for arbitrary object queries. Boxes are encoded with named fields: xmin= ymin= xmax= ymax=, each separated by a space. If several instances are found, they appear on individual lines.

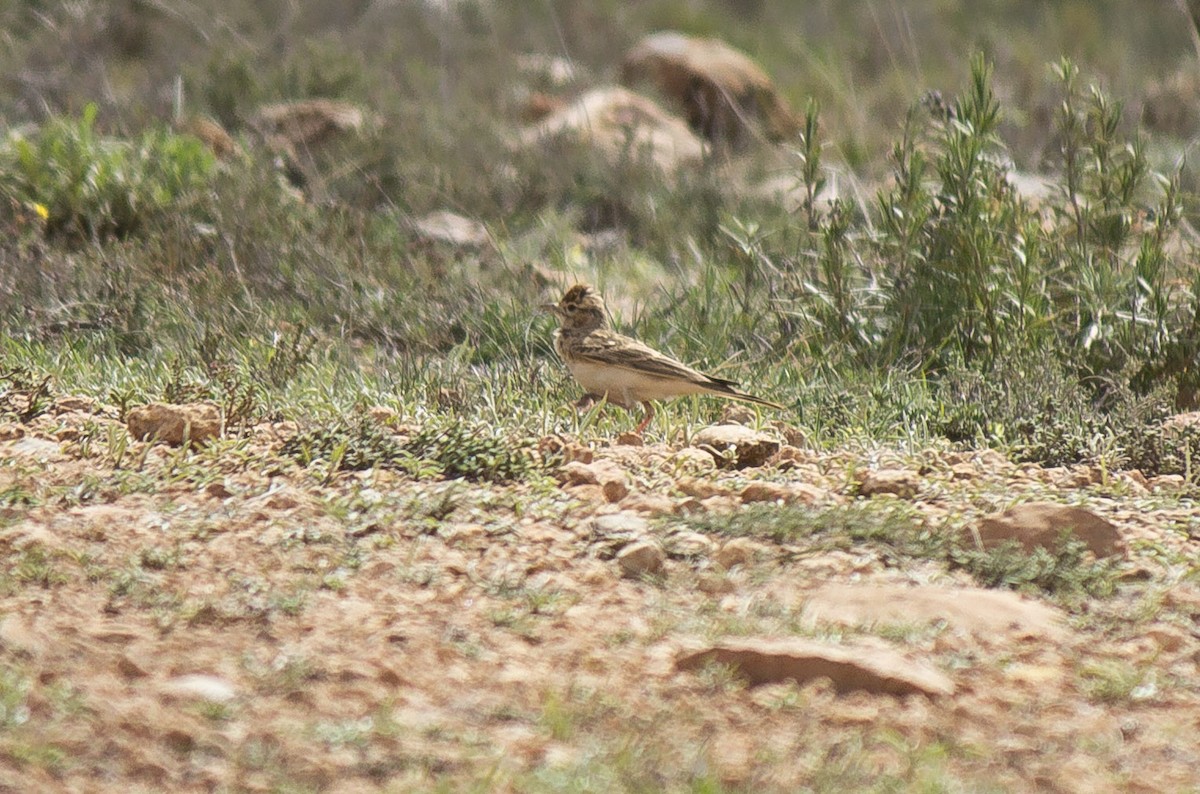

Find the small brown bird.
xmin=540 ymin=284 xmax=785 ymax=433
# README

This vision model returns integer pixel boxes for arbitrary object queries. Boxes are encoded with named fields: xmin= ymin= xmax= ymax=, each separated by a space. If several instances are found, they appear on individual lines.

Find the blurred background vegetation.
xmin=4 ymin=0 xmax=1200 ymax=472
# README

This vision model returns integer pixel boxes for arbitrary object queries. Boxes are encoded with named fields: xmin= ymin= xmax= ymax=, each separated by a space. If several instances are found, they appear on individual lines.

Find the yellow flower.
xmin=31 ymin=202 xmax=49 ymax=221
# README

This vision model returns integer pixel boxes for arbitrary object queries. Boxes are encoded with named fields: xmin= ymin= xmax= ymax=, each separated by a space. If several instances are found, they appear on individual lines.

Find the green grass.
xmin=669 ymin=501 xmax=1123 ymax=600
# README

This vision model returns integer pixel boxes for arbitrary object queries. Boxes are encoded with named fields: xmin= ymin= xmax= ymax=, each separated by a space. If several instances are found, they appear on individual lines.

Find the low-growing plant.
xmin=281 ymin=413 xmax=538 ymax=483
xmin=0 ymin=104 xmax=216 ymax=241
xmin=949 ymin=534 xmax=1121 ymax=600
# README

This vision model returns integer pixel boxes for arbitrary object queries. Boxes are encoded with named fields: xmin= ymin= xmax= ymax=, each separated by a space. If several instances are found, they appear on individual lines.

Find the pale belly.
xmin=566 ymin=360 xmax=708 ymax=404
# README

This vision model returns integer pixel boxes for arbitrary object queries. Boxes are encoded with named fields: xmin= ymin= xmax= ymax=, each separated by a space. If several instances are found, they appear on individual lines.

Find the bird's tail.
xmin=706 ymin=378 xmax=786 ymax=411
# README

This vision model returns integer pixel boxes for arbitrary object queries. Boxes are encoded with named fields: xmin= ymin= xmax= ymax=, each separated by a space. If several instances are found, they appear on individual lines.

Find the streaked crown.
xmin=551 ymin=284 xmax=608 ymax=331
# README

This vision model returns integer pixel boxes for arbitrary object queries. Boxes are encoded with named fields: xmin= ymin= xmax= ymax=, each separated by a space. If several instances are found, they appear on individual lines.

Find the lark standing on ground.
xmin=540 ymin=284 xmax=785 ymax=433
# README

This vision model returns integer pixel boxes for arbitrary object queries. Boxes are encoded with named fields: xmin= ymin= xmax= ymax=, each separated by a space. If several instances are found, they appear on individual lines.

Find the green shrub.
xmin=949 ymin=534 xmax=1120 ymax=599
xmin=0 ymin=104 xmax=215 ymax=241
xmin=281 ymin=413 xmax=538 ymax=483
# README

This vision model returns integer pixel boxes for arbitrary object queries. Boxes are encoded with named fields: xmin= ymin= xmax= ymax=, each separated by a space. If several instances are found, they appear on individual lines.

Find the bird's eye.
xmin=564 ymin=303 xmax=577 ymax=313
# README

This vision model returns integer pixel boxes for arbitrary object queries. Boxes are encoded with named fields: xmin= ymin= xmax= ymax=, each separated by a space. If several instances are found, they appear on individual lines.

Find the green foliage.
xmin=674 ymin=501 xmax=940 ymax=561
xmin=0 ymin=361 xmax=54 ymax=422
xmin=949 ymin=535 xmax=1120 ymax=599
xmin=281 ymin=413 xmax=538 ymax=483
xmin=0 ymin=104 xmax=216 ymax=241
xmin=674 ymin=502 xmax=1121 ymax=599
xmin=937 ymin=350 xmax=1200 ymax=474
xmin=404 ymin=415 xmax=539 ymax=483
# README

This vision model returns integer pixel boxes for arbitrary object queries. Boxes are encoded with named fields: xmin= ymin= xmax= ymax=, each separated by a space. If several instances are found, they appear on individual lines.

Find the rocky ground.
xmin=1 ymin=398 xmax=1199 ymax=792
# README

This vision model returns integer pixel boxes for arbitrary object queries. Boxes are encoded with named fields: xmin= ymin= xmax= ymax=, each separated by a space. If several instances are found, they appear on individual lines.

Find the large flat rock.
xmin=802 ymin=583 xmax=1065 ymax=639
xmin=676 ymin=637 xmax=954 ymax=697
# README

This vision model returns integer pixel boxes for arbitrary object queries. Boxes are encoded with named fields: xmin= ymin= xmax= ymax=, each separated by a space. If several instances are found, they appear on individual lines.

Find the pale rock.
xmin=590 ymin=512 xmax=649 ymax=537
xmin=617 ymin=540 xmax=666 ymax=578
xmin=411 ymin=210 xmax=490 ymax=247
xmin=621 ymin=31 xmax=798 ymax=147
xmin=719 ymin=403 xmax=756 ymax=425
xmin=560 ymin=461 xmax=628 ymax=503
xmin=967 ymin=502 xmax=1123 ymax=557
xmin=714 ymin=537 xmax=762 ymax=570
xmin=950 ymin=463 xmax=977 ymax=481
xmin=1004 ymin=663 xmax=1065 ymax=687
xmin=697 ymin=572 xmax=735 ymax=595
xmin=127 ymin=402 xmax=221 ymax=446
xmin=675 ymin=638 xmax=954 ymax=697
xmin=117 ymin=653 xmax=150 ymax=679
xmin=858 ymin=468 xmax=919 ymax=499
xmin=8 ymin=436 xmax=61 ymax=458
xmin=161 ymin=674 xmax=238 ymax=704
xmin=664 ymin=531 xmax=715 ymax=558
xmin=803 ymin=582 xmax=1065 ymax=640
xmin=618 ymin=492 xmax=676 ymax=515
xmin=53 ymin=395 xmax=97 ymax=413
xmin=1144 ymin=626 xmax=1188 ymax=653
xmin=0 ymin=615 xmax=44 ymax=656
xmin=740 ymin=481 xmax=823 ymax=505
xmin=675 ymin=477 xmax=723 ymax=499
xmin=664 ymin=448 xmax=717 ymax=475
xmin=566 ymin=484 xmax=606 ymax=504
xmin=519 ymin=86 xmax=704 ymax=172
xmin=1149 ymin=474 xmax=1185 ymax=492
xmin=692 ymin=424 xmax=780 ymax=469
xmin=767 ymin=445 xmax=810 ymax=469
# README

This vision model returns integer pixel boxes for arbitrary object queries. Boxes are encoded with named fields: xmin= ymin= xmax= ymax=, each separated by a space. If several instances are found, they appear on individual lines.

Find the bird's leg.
xmin=634 ymin=401 xmax=655 ymax=434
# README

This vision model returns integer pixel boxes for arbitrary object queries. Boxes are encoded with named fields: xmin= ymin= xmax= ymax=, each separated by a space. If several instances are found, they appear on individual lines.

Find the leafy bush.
xmin=282 ymin=414 xmax=538 ymax=483
xmin=0 ymin=104 xmax=215 ymax=241
xmin=936 ymin=350 xmax=1200 ymax=474
xmin=949 ymin=535 xmax=1120 ymax=599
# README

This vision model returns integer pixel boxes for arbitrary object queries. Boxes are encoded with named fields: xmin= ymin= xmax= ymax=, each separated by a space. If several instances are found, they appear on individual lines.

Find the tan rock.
xmin=740 ymin=481 xmax=823 ymax=505
xmin=53 ymin=395 xmax=97 ymax=414
xmin=950 ymin=463 xmax=977 ymax=481
xmin=617 ymin=540 xmax=666 ymax=578
xmin=126 ymin=402 xmax=221 ymax=446
xmin=803 ymin=583 xmax=1066 ymax=640
xmin=676 ymin=638 xmax=954 ymax=697
xmin=714 ymin=537 xmax=762 ymax=570
xmin=858 ymin=469 xmax=919 ymax=499
xmin=619 ymin=492 xmax=677 ymax=515
xmin=665 ymin=449 xmax=717 ymax=475
xmin=560 ymin=460 xmax=628 ymax=502
xmin=664 ymin=531 xmax=715 ymax=558
xmin=697 ymin=572 xmax=735 ymax=595
xmin=411 ymin=210 xmax=490 ymax=248
xmin=967 ymin=502 xmax=1123 ymax=557
xmin=621 ymin=31 xmax=798 ymax=147
xmin=160 ymin=674 xmax=238 ymax=704
xmin=538 ymin=435 xmax=593 ymax=464
xmin=767 ymin=445 xmax=811 ymax=469
xmin=1144 ymin=626 xmax=1188 ymax=653
xmin=0 ymin=615 xmax=44 ymax=657
xmin=675 ymin=477 xmax=723 ymax=499
xmin=692 ymin=424 xmax=780 ymax=469
xmin=519 ymin=86 xmax=705 ymax=172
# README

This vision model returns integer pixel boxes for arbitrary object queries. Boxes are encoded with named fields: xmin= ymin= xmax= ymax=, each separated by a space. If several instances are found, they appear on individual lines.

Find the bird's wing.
xmin=571 ymin=331 xmax=733 ymax=387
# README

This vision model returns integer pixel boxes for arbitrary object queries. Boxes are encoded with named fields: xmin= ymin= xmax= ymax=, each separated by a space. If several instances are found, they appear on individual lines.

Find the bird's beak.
xmin=538 ymin=303 xmax=559 ymax=315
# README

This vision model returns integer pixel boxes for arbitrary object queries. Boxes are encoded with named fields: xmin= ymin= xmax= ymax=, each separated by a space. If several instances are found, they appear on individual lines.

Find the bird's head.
xmin=539 ymin=284 xmax=609 ymax=331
